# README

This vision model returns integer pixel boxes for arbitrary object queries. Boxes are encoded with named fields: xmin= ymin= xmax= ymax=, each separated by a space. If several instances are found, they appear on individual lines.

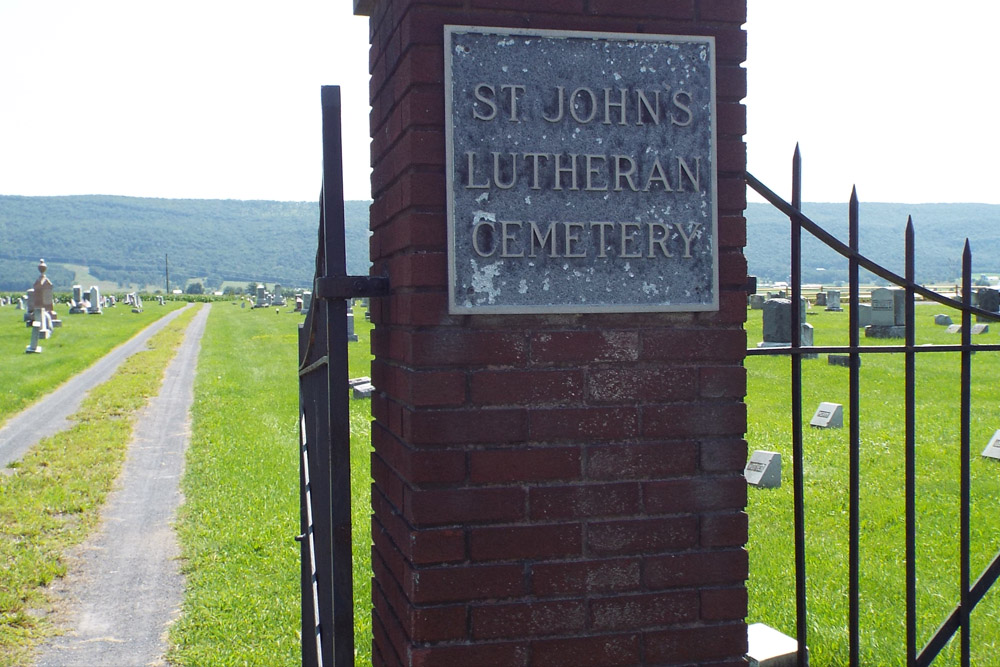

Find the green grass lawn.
xmin=746 ymin=302 xmax=1000 ymax=664
xmin=0 ymin=300 xmax=185 ymax=427
xmin=0 ymin=304 xmax=199 ymax=667
xmin=170 ymin=302 xmax=374 ymax=666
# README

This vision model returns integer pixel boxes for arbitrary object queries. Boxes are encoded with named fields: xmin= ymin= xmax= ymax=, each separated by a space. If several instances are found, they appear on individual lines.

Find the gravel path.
xmin=32 ymin=302 xmax=210 ymax=667
xmin=0 ymin=304 xmax=193 ymax=469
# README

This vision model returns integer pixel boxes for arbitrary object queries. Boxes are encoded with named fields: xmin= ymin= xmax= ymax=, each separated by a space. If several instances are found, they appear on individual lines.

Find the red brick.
xmin=469 ymin=523 xmax=583 ymax=561
xmin=644 ymin=549 xmax=748 ymax=589
xmin=531 ymin=558 xmax=641 ymax=597
xmin=530 ymin=330 xmax=639 ymax=364
xmin=700 ymin=365 xmax=747 ymax=398
xmin=410 ymin=329 xmax=528 ymax=366
xmin=590 ymin=590 xmax=698 ymax=630
xmin=529 ymin=483 xmax=640 ymax=520
xmin=373 ymin=427 xmax=466 ymax=484
xmin=645 ymin=622 xmax=748 ymax=663
xmin=404 ymin=486 xmax=525 ymax=526
xmin=471 ymin=600 xmax=587 ymax=640
xmin=529 ymin=407 xmax=639 ymax=442
xmin=719 ymin=250 xmax=748 ymax=288
xmin=411 ymin=641 xmax=529 ymax=667
xmin=641 ymin=328 xmax=746 ymax=362
xmin=405 ymin=369 xmax=467 ymax=407
xmin=530 ymin=633 xmax=640 ymax=666
xmin=700 ymin=511 xmax=749 ymax=547
xmin=407 ymin=562 xmax=526 ymax=604
xmin=371 ymin=580 xmax=408 ymax=666
xmin=387 ymin=251 xmax=447 ymax=289
xmin=587 ymin=516 xmax=698 ymax=555
xmin=469 ymin=447 xmax=580 ymax=484
xmin=698 ymin=0 xmax=746 ymax=23
xmin=373 ymin=489 xmax=467 ymax=565
xmin=587 ymin=367 xmax=697 ymax=403
xmin=701 ymin=586 xmax=749 ymax=621
xmin=587 ymin=442 xmax=697 ymax=480
xmin=404 ymin=406 xmax=527 ymax=445
xmin=643 ymin=476 xmax=747 ymax=514
xmin=588 ymin=0 xmax=693 ymax=20
xmin=372 ymin=453 xmax=406 ymax=511
xmin=391 ymin=291 xmax=452 ymax=328
xmin=470 ymin=369 xmax=585 ymax=406
xmin=700 ymin=438 xmax=748 ymax=473
xmin=372 ymin=551 xmax=469 ymax=642
xmin=641 ymin=401 xmax=747 ymax=438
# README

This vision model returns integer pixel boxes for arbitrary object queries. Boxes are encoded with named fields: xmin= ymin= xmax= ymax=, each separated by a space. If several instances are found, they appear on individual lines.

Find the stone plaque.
xmin=745 ymin=450 xmax=781 ymax=489
xmin=983 ymin=430 xmax=1000 ymax=460
xmin=445 ymin=26 xmax=718 ymax=313
xmin=810 ymin=402 xmax=843 ymax=429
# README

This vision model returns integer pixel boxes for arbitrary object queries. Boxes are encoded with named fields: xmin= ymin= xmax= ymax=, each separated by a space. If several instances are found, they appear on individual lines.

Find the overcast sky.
xmin=2 ymin=0 xmax=998 ymax=204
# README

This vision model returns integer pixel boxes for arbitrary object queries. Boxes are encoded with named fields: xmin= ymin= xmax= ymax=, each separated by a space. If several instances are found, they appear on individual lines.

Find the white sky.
xmin=1 ymin=0 xmax=998 ymax=204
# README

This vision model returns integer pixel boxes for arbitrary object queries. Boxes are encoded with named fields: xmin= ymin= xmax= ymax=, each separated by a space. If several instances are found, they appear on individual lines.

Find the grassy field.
xmin=746 ymin=302 xmax=1000 ymax=664
xmin=169 ymin=302 xmax=374 ymax=666
xmin=0 ymin=299 xmax=185 ymax=427
xmin=0 ymin=305 xmax=199 ymax=667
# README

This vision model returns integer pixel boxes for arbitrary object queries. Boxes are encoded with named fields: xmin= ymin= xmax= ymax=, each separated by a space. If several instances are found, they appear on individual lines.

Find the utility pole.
xmin=165 ymin=253 xmax=169 ymax=294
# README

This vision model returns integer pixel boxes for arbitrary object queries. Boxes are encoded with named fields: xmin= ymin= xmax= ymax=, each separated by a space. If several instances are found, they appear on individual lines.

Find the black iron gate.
xmin=297 ymin=85 xmax=387 ymax=667
xmin=747 ymin=147 xmax=1000 ymax=666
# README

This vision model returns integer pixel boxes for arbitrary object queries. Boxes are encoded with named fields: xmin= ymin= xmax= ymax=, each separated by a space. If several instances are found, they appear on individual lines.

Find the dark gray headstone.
xmin=934 ymin=314 xmax=953 ymax=326
xmin=814 ymin=291 xmax=827 ymax=306
xmin=978 ymin=288 xmax=1000 ymax=313
xmin=828 ymin=355 xmax=860 ymax=368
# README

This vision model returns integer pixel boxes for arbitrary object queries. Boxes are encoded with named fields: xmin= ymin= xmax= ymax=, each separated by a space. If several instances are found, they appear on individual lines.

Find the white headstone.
xmin=745 ymin=451 xmax=781 ymax=489
xmin=810 ymin=402 xmax=843 ymax=428
xmin=747 ymin=623 xmax=805 ymax=667
xmin=982 ymin=430 xmax=1000 ymax=460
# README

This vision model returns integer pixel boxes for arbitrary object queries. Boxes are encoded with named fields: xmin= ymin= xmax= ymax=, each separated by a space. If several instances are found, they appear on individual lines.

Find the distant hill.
xmin=745 ymin=201 xmax=1000 ymax=286
xmin=1 ymin=194 xmax=998 ymax=293
xmin=0 ymin=195 xmax=371 ymax=292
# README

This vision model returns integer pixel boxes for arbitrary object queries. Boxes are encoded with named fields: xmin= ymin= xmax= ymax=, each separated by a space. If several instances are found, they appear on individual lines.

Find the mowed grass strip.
xmin=0 ymin=299 xmax=186 ymax=427
xmin=747 ymin=302 xmax=1000 ymax=664
xmin=0 ymin=304 xmax=199 ymax=667
xmin=170 ymin=303 xmax=375 ymax=666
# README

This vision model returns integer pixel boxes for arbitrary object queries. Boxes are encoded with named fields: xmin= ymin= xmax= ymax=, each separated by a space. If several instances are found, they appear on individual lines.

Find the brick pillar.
xmin=358 ymin=1 xmax=748 ymax=665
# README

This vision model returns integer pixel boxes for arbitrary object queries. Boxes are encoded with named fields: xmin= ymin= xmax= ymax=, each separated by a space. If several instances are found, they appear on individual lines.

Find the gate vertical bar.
xmin=904 ymin=217 xmax=917 ymax=665
xmin=848 ymin=187 xmax=860 ymax=667
xmin=960 ymin=240 xmax=972 ymax=667
xmin=319 ymin=85 xmax=355 ymax=667
xmin=790 ymin=146 xmax=808 ymax=666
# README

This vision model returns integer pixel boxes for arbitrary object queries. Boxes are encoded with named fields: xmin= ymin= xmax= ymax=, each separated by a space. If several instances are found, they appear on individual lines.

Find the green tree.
xmin=186 ymin=282 xmax=204 ymax=295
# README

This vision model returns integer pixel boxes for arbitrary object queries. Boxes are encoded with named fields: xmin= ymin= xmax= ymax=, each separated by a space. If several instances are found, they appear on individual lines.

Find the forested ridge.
xmin=2 ymin=194 xmax=999 ymax=291
xmin=0 ymin=195 xmax=370 ymax=291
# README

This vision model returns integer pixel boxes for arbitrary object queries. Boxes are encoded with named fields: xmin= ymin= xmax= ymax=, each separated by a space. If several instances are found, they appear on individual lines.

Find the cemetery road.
xmin=0 ymin=303 xmax=194 ymax=468
xmin=32 ymin=303 xmax=209 ymax=667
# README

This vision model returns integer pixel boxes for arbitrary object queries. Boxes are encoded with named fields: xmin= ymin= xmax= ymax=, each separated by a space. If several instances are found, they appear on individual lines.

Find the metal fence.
xmin=746 ymin=147 xmax=1000 ymax=666
xmin=297 ymin=85 xmax=387 ymax=667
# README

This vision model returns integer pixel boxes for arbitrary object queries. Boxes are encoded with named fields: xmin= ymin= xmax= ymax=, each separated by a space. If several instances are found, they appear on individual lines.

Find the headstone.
xmin=810 ymin=402 xmax=843 ymax=429
xmin=157 ymin=295 xmax=165 ymax=306
xmin=294 ymin=296 xmax=303 ymax=312
xmin=747 ymin=623 xmax=805 ymax=667
xmin=254 ymin=284 xmax=268 ymax=308
xmin=982 ymin=430 xmax=1000 ymax=460
xmin=352 ymin=383 xmax=375 ymax=399
xmin=69 ymin=285 xmax=86 ymax=314
xmin=349 ymin=376 xmax=372 ymax=387
xmin=301 ymin=291 xmax=312 ymax=315
xmin=347 ymin=311 xmax=359 ymax=342
xmin=947 ymin=324 xmax=962 ymax=334
xmin=934 ymin=314 xmax=953 ymax=326
xmin=131 ymin=293 xmax=143 ymax=313
xmin=977 ymin=288 xmax=1000 ymax=314
xmin=814 ymin=291 xmax=827 ymax=307
xmin=828 ymin=355 xmax=860 ymax=368
xmin=869 ymin=287 xmax=904 ymax=326
xmin=749 ymin=294 xmax=766 ymax=310
xmin=758 ymin=299 xmax=816 ymax=357
xmin=26 ymin=260 xmax=57 ymax=352
xmin=744 ymin=451 xmax=781 ymax=489
xmin=16 ymin=297 xmax=24 ymax=311
xmin=857 ymin=303 xmax=871 ymax=327
xmin=87 ymin=286 xmax=103 ymax=314
xmin=972 ymin=323 xmax=989 ymax=335
xmin=272 ymin=285 xmax=287 ymax=307
xmin=825 ymin=290 xmax=842 ymax=312
xmin=241 ymin=301 xmax=246 ymax=309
